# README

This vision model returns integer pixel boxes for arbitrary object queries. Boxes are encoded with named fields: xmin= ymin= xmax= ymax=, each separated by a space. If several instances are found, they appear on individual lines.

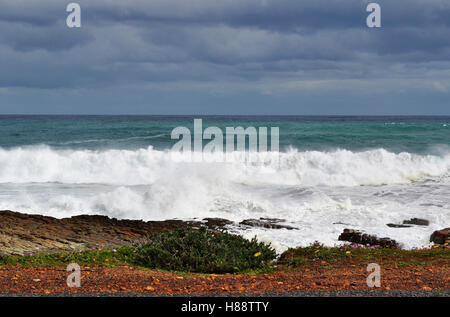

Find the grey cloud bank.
xmin=0 ymin=0 xmax=449 ymax=114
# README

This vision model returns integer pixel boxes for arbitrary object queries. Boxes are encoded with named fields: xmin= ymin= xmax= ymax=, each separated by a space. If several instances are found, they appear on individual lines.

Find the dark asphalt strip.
xmin=0 ymin=290 xmax=449 ymax=297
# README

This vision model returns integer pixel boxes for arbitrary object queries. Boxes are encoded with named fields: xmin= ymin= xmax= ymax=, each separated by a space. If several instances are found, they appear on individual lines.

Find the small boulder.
xmin=430 ymin=228 xmax=450 ymax=244
xmin=403 ymin=218 xmax=429 ymax=226
xmin=338 ymin=229 xmax=399 ymax=248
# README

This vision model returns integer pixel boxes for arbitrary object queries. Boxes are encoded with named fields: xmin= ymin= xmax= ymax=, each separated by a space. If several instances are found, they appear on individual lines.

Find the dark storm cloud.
xmin=0 ymin=0 xmax=449 ymax=101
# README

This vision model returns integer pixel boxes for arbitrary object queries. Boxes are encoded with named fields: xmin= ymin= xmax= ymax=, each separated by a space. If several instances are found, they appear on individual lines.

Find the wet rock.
xmin=240 ymin=218 xmax=296 ymax=230
xmin=386 ymin=223 xmax=412 ymax=228
xmin=338 ymin=229 xmax=399 ymax=248
xmin=430 ymin=228 xmax=450 ymax=245
xmin=202 ymin=218 xmax=234 ymax=229
xmin=403 ymin=218 xmax=429 ymax=226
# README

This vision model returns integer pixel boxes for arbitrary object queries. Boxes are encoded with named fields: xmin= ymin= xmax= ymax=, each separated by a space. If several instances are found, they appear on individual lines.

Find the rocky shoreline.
xmin=0 ymin=210 xmax=192 ymax=256
xmin=0 ymin=210 xmax=448 ymax=256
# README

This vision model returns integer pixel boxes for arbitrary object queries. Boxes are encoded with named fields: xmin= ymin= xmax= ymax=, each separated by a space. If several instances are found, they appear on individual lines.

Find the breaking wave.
xmin=0 ymin=145 xmax=448 ymax=187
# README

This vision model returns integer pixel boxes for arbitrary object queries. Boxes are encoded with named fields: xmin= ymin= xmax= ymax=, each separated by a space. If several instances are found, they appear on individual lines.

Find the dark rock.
xmin=387 ymin=223 xmax=412 ymax=228
xmin=240 ymin=218 xmax=296 ymax=230
xmin=202 ymin=218 xmax=234 ymax=229
xmin=403 ymin=218 xmax=430 ymax=226
xmin=338 ymin=229 xmax=399 ymax=248
xmin=430 ymin=228 xmax=450 ymax=244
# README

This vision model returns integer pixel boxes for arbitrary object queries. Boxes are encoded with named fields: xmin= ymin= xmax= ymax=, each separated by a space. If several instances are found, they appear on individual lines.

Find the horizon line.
xmin=0 ymin=114 xmax=449 ymax=117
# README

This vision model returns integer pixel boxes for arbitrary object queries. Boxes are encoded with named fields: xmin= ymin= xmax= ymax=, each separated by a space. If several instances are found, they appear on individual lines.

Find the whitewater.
xmin=0 ymin=144 xmax=449 ymax=252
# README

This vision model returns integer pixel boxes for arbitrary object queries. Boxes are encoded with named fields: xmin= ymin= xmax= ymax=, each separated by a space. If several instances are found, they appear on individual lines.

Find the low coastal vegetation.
xmin=279 ymin=242 xmax=450 ymax=268
xmin=0 ymin=228 xmax=448 ymax=273
xmin=133 ymin=227 xmax=277 ymax=273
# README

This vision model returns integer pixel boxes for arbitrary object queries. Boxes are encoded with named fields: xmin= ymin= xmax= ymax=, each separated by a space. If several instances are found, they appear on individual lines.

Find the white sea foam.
xmin=0 ymin=145 xmax=449 ymax=251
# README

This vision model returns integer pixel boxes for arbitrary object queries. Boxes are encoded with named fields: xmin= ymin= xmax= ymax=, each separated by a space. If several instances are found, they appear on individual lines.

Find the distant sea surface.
xmin=0 ymin=115 xmax=449 ymax=251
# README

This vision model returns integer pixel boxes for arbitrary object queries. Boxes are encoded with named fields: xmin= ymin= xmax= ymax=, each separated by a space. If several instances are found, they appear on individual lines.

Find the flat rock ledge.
xmin=0 ymin=210 xmax=215 ymax=256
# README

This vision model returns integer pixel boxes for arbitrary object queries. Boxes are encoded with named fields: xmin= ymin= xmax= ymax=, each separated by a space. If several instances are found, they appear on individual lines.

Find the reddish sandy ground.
xmin=0 ymin=262 xmax=448 ymax=295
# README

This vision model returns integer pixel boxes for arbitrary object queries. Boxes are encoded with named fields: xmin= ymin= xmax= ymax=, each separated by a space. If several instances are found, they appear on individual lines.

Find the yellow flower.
xmin=254 ymin=252 xmax=262 ymax=257
xmin=346 ymin=251 xmax=351 ymax=255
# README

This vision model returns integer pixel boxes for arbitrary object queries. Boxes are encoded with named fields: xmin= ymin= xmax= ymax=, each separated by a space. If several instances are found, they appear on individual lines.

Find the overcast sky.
xmin=0 ymin=0 xmax=449 ymax=115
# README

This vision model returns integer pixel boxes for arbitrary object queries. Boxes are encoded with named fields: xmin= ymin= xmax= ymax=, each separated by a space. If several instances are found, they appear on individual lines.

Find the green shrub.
xmin=133 ymin=227 xmax=276 ymax=273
